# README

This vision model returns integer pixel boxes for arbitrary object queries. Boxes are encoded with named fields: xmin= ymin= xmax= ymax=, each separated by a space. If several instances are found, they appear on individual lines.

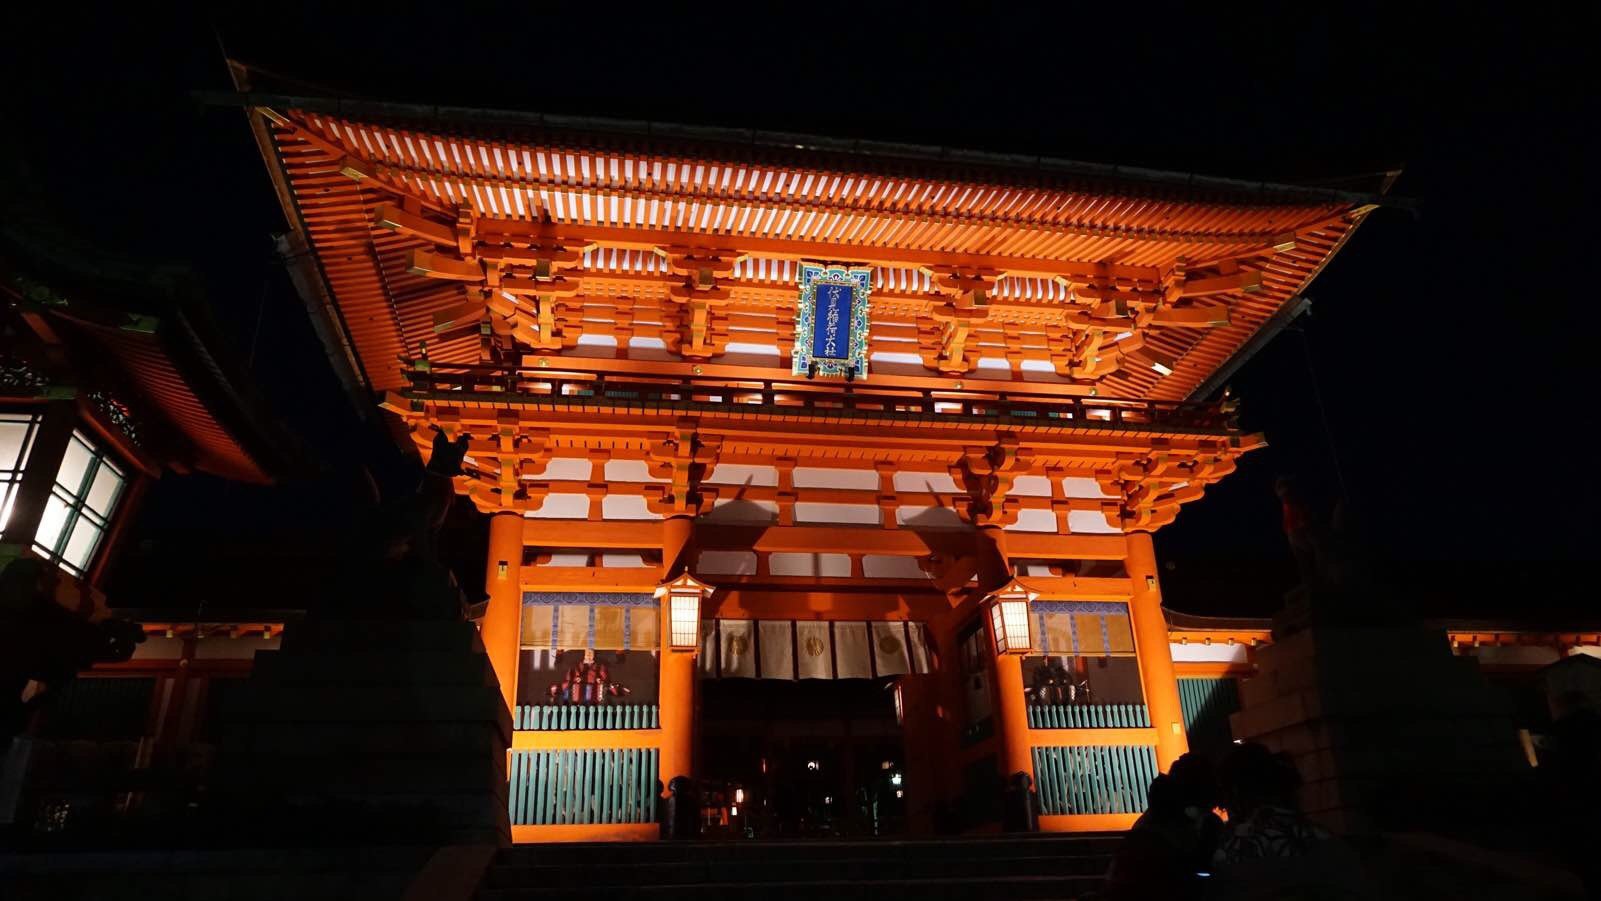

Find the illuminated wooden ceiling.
xmin=255 ymin=105 xmax=1375 ymax=401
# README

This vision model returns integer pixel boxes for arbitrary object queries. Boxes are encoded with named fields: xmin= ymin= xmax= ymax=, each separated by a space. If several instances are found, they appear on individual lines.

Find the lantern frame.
xmin=985 ymin=578 xmax=1040 ymax=655
xmin=655 ymin=571 xmax=713 ymax=651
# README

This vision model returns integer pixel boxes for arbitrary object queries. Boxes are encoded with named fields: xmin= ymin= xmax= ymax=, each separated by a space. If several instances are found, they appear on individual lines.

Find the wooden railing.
xmin=399 ymin=362 xmax=1236 ymax=433
xmin=515 ymin=704 xmax=660 ymax=731
xmin=508 ymin=748 xmax=660 ymax=826
xmin=1032 ymin=744 xmax=1157 ymax=816
xmin=1027 ymin=703 xmax=1150 ymax=729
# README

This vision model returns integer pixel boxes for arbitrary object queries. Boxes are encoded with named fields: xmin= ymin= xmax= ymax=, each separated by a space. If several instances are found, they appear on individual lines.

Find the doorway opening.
xmin=698 ymin=678 xmax=907 ymax=839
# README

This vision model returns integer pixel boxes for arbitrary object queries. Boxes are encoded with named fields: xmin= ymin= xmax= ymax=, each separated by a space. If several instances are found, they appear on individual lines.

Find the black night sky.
xmin=5 ymin=5 xmax=1594 ymax=621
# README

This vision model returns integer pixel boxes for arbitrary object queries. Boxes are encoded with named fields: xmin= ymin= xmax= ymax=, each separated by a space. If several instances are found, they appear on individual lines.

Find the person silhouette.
xmin=1103 ymin=752 xmax=1222 ymax=900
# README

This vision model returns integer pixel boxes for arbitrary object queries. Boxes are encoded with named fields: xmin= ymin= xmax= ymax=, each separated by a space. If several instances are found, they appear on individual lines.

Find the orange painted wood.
xmin=1039 ymin=813 xmax=1140 ymax=833
xmin=511 ymin=730 xmax=663 ymax=750
xmin=511 ymin=823 xmax=659 ymax=843
xmin=1027 ymin=728 xmax=1159 ymax=747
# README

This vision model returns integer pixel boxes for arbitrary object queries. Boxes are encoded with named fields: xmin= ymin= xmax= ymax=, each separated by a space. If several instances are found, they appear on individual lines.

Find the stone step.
xmin=495 ymin=834 xmax=1120 ymax=867
xmin=477 ymin=873 xmax=1100 ymax=901
xmin=483 ymin=853 xmax=1109 ymax=889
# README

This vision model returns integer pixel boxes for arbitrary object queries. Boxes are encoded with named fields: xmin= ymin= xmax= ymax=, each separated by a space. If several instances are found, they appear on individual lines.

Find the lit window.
xmin=0 ymin=412 xmax=43 ymax=531
xmin=33 ymin=431 xmax=126 ymax=576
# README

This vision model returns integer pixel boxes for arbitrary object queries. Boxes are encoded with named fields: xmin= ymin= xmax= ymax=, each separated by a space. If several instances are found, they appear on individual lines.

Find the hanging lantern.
xmin=655 ymin=572 xmax=713 ymax=651
xmin=986 ymin=578 xmax=1039 ymax=655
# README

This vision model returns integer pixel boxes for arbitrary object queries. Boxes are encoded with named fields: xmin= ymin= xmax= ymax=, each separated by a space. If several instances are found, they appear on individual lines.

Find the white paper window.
xmin=0 ymin=412 xmax=43 ymax=531
xmin=33 ymin=430 xmax=126 ymax=577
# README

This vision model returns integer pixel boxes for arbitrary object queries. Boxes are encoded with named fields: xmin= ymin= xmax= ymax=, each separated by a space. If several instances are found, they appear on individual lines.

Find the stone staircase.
xmin=475 ymin=833 xmax=1119 ymax=900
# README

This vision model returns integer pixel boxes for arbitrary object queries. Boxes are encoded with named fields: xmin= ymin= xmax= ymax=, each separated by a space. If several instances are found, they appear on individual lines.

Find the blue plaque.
xmin=793 ymin=264 xmax=872 ymax=378
xmin=810 ymin=282 xmax=854 ymax=361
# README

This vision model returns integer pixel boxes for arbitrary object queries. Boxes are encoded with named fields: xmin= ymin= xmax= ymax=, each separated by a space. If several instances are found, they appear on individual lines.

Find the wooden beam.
xmin=473 ymin=219 xmax=1166 ymax=284
xmin=1178 ymin=269 xmax=1263 ymax=297
xmin=374 ymin=203 xmax=455 ymax=245
xmin=515 ymin=519 xmax=1128 ymax=560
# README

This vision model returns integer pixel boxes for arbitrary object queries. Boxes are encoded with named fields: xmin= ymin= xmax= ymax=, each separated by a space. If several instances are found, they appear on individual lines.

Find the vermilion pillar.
xmin=482 ymin=511 xmax=524 ymax=715
xmin=992 ymin=648 xmax=1035 ymax=783
xmin=658 ymin=514 xmax=696 ymax=787
xmin=1126 ymin=531 xmax=1188 ymax=771
xmin=976 ymin=524 xmax=1034 ymax=784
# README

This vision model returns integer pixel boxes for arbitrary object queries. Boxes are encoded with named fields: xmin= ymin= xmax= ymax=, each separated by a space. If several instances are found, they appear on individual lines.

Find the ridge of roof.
xmin=199 ymin=85 xmax=1414 ymax=214
xmin=0 ymin=181 xmax=306 ymax=482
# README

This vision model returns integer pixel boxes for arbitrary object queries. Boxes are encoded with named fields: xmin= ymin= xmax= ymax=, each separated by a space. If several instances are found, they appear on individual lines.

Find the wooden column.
xmin=1126 ymin=531 xmax=1188 ymax=772
xmin=976 ymin=524 xmax=1034 ymax=786
xmin=482 ymin=511 xmax=524 ymax=715
xmin=658 ymin=514 xmax=696 ymax=788
xmin=992 ymin=650 xmax=1034 ymax=784
xmin=896 ymin=672 xmax=940 ymax=834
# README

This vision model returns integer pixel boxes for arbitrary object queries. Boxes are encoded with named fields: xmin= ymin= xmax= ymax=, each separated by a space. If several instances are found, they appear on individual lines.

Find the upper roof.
xmin=237 ymin=87 xmax=1391 ymax=402
xmin=1 ymin=203 xmax=300 ymax=484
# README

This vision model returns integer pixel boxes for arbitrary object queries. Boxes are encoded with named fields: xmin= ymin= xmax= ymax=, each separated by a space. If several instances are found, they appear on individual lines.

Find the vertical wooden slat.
xmin=1047 ymin=747 xmax=1065 ymax=815
xmin=645 ymin=747 xmax=656 ymax=823
xmin=622 ymin=747 xmax=636 ymax=823
xmin=558 ymin=750 xmax=571 ymax=824
xmin=612 ymin=749 xmax=625 ymax=823
xmin=532 ymin=751 xmax=549 ymax=825
xmin=508 ymin=751 xmax=523 ymax=823
xmin=1065 ymin=747 xmax=1083 ymax=814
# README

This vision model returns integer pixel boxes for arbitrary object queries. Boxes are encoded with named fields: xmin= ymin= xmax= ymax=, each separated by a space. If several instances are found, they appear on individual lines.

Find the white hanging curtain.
xmin=700 ymin=619 xmax=933 ymax=680
xmin=759 ymin=621 xmax=796 ymax=680
xmin=796 ymin=621 xmax=833 ymax=679
xmin=719 ymin=619 xmax=757 ymax=678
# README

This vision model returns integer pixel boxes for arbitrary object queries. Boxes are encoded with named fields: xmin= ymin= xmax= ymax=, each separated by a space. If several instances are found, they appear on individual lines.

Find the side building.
xmin=0 ymin=219 xmax=298 ymax=840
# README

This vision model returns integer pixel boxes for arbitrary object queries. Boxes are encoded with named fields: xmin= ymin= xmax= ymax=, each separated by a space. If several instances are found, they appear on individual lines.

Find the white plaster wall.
xmin=1003 ymin=509 xmax=1058 ymax=532
xmin=1170 ymin=642 xmax=1249 ymax=664
xmin=527 ymin=458 xmax=592 ymax=481
xmin=870 ymin=351 xmax=924 ymax=366
xmin=894 ymin=506 xmax=965 ymax=529
xmin=701 ymin=499 xmax=779 ymax=524
xmin=576 ymin=333 xmax=618 ymax=347
xmin=893 ymin=472 xmax=958 ymax=494
xmin=1009 ymin=476 xmax=1052 ymax=497
xmin=604 ymin=459 xmax=666 ymax=483
xmin=698 ymin=551 xmax=758 ymax=575
xmin=195 ymin=636 xmax=281 ymax=660
xmin=1061 ymin=477 xmax=1114 ymax=499
xmin=862 ymin=555 xmax=928 ymax=579
xmin=602 ymin=495 xmax=661 ymax=520
xmin=628 ymin=336 xmax=668 ymax=350
xmin=601 ymin=554 xmax=651 ymax=568
xmin=1068 ymin=510 xmax=1120 ymax=534
xmin=769 ymin=553 xmax=852 ymax=578
xmin=793 ymin=468 xmax=879 ymax=490
xmin=540 ymin=553 xmax=591 ymax=567
xmin=706 ymin=465 xmax=778 ymax=487
xmin=527 ymin=494 xmax=590 ymax=518
xmin=724 ymin=342 xmax=780 ymax=356
xmin=794 ymin=503 xmax=880 ymax=525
